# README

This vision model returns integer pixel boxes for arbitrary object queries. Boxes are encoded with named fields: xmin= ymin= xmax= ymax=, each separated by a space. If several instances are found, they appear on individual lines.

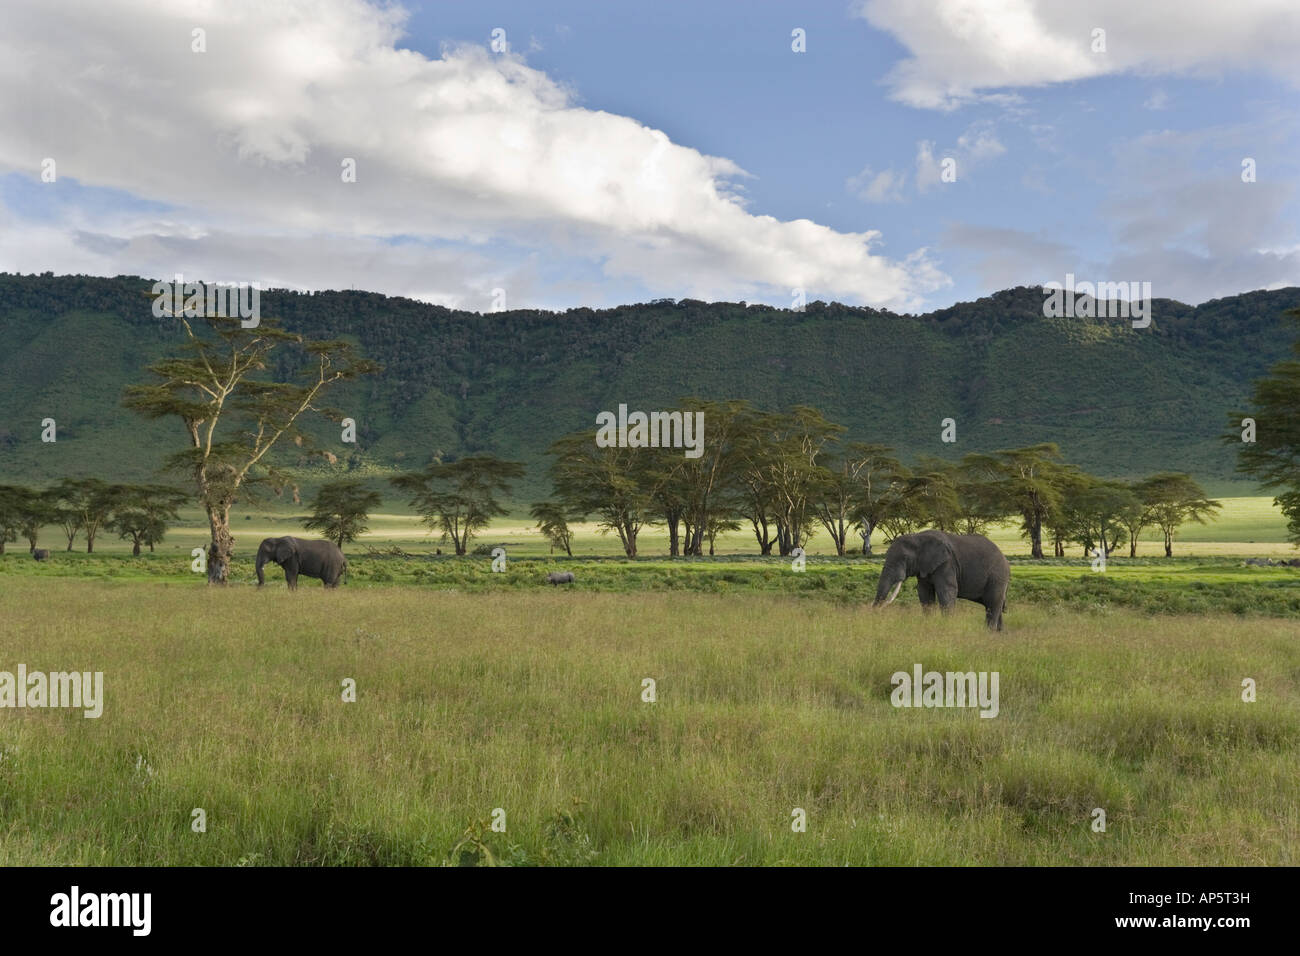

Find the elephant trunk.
xmin=873 ymin=561 xmax=906 ymax=607
xmin=256 ymin=548 xmax=269 ymax=587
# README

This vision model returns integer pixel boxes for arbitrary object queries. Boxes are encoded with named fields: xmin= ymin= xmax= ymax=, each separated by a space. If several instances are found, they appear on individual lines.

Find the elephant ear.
xmin=916 ymin=534 xmax=954 ymax=576
xmin=275 ymin=538 xmax=298 ymax=563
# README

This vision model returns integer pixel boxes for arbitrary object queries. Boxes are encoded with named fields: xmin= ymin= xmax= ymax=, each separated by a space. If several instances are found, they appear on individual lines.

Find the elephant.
xmin=255 ymin=536 xmax=347 ymax=589
xmin=547 ymin=571 xmax=575 ymax=585
xmin=873 ymin=530 xmax=1010 ymax=631
xmin=31 ymin=548 xmax=50 ymax=561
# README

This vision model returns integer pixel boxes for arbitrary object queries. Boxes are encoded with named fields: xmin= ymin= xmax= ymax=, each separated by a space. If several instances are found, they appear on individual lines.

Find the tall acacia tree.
xmin=302 ymin=480 xmax=382 ymax=549
xmin=1135 ymin=473 xmax=1220 ymax=557
xmin=124 ymin=313 xmax=377 ymax=583
xmin=548 ymin=432 xmax=652 ymax=558
xmin=964 ymin=444 xmax=1068 ymax=559
xmin=392 ymin=455 xmax=524 ymax=555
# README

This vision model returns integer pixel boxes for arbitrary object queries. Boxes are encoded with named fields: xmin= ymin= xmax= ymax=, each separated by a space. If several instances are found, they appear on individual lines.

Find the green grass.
xmin=8 ymin=552 xmax=1300 ymax=617
xmin=0 ymin=581 xmax=1295 ymax=865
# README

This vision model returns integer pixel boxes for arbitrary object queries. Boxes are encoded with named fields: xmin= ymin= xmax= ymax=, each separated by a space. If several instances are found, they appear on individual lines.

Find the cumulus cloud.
xmin=855 ymin=0 xmax=1300 ymax=109
xmin=0 ymin=0 xmax=946 ymax=309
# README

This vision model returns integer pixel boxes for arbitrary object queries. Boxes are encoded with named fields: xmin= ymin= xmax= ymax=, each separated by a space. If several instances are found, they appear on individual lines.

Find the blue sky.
xmin=1 ymin=0 xmax=1297 ymax=311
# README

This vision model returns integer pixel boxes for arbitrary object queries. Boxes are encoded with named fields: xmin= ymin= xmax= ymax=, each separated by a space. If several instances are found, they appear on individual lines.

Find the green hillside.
xmin=1 ymin=274 xmax=1296 ymax=500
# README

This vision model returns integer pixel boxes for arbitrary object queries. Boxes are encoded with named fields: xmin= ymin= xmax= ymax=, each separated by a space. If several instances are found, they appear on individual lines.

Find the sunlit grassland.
xmin=8 ymin=496 xmax=1300 ymax=617
xmin=0 ymin=582 xmax=1294 ymax=866
xmin=11 ymin=494 xmax=1296 ymax=561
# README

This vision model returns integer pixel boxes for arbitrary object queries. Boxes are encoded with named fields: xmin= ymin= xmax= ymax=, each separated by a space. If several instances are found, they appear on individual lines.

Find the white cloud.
xmin=855 ymin=0 xmax=1300 ymax=109
xmin=0 ymin=0 xmax=947 ymax=309
xmin=847 ymin=165 xmax=906 ymax=203
xmin=916 ymin=123 xmax=1005 ymax=191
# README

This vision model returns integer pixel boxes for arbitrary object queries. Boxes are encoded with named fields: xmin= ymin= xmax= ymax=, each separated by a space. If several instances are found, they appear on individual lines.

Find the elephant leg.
xmin=934 ymin=569 xmax=959 ymax=612
xmin=916 ymin=577 xmax=937 ymax=610
xmin=285 ymin=571 xmax=298 ymax=590
xmin=984 ymin=581 xmax=1007 ymax=631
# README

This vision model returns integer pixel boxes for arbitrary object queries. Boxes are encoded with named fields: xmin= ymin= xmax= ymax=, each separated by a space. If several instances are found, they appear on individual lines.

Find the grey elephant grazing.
xmin=255 ymin=536 xmax=347 ymax=589
xmin=31 ymin=548 xmax=50 ymax=561
xmin=547 ymin=571 xmax=575 ymax=585
xmin=873 ymin=530 xmax=1010 ymax=631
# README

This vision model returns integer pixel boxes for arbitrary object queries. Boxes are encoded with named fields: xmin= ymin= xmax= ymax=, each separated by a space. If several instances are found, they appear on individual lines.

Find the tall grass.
xmin=0 ymin=580 xmax=1295 ymax=865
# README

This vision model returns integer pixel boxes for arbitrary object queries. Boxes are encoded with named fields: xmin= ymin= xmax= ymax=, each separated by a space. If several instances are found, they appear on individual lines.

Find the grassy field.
xmin=0 ymin=582 xmax=1295 ymax=866
xmin=2 ymin=494 xmax=1295 ymax=866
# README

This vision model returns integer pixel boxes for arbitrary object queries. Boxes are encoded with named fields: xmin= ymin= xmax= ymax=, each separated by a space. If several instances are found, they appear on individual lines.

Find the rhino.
xmin=547 ymin=571 xmax=575 ymax=585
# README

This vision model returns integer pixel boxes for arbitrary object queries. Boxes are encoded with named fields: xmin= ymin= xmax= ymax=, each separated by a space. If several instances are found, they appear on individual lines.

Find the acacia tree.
xmin=965 ymin=445 xmax=1068 ymax=559
xmin=392 ymin=455 xmax=524 ymax=555
xmin=735 ymin=446 xmax=780 ymax=555
xmin=19 ymin=489 xmax=56 ymax=551
xmin=675 ymin=399 xmax=749 ymax=556
xmin=849 ymin=446 xmax=906 ymax=555
xmin=53 ymin=496 xmax=82 ymax=551
xmin=1057 ymin=475 xmax=1138 ymax=557
xmin=1115 ymin=484 xmax=1152 ymax=557
xmin=548 ymin=433 xmax=651 ymax=558
xmin=742 ymin=407 xmax=842 ymax=555
xmin=0 ymin=486 xmax=23 ymax=554
xmin=54 ymin=478 xmax=127 ymax=553
xmin=813 ymin=443 xmax=901 ymax=556
xmin=124 ymin=314 xmax=377 ymax=583
xmin=644 ymin=448 xmax=688 ymax=556
xmin=109 ymin=485 xmax=188 ymax=555
xmin=1136 ymin=473 xmax=1221 ymax=557
xmin=0 ymin=486 xmax=55 ymax=553
xmin=302 ymin=480 xmax=382 ymax=549
xmin=1231 ymin=307 xmax=1300 ymax=544
xmin=530 ymin=500 xmax=575 ymax=556
xmin=899 ymin=466 xmax=962 ymax=532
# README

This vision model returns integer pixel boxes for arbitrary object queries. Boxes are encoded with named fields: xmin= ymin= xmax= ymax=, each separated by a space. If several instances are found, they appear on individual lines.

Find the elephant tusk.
xmin=883 ymin=581 xmax=902 ymax=605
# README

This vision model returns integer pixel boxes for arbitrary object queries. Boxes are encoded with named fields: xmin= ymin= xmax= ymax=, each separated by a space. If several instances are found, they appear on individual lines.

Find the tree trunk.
xmin=206 ymin=502 xmax=234 ymax=585
xmin=133 ymin=540 xmax=141 ymax=556
xmin=1164 ymin=531 xmax=1173 ymax=558
xmin=667 ymin=517 xmax=680 ymax=557
xmin=1029 ymin=517 xmax=1044 ymax=559
xmin=1129 ymin=532 xmax=1137 ymax=558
